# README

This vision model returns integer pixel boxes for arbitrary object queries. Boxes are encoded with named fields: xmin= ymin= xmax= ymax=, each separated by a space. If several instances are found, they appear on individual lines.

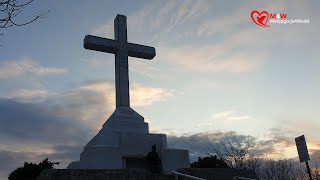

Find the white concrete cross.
xmin=84 ymin=14 xmax=156 ymax=108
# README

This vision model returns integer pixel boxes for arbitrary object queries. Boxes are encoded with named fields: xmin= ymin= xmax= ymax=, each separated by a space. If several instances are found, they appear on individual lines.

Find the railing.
xmin=171 ymin=171 xmax=256 ymax=180
xmin=171 ymin=171 xmax=206 ymax=180
xmin=233 ymin=176 xmax=257 ymax=180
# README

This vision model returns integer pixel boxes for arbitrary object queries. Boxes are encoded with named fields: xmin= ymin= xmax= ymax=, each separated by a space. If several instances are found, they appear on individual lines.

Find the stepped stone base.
xmin=68 ymin=107 xmax=190 ymax=174
xmin=36 ymin=169 xmax=175 ymax=180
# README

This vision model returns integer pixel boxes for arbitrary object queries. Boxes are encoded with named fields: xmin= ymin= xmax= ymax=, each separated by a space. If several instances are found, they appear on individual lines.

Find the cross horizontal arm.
xmin=127 ymin=43 xmax=156 ymax=60
xmin=84 ymin=35 xmax=156 ymax=60
xmin=84 ymin=35 xmax=117 ymax=54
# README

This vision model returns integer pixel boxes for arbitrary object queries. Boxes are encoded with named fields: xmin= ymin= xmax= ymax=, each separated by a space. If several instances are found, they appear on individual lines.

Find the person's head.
xmin=152 ymin=145 xmax=156 ymax=152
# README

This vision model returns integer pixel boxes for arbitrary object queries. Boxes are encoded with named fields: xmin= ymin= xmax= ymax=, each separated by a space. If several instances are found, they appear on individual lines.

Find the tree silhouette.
xmin=191 ymin=155 xmax=229 ymax=168
xmin=8 ymin=158 xmax=58 ymax=180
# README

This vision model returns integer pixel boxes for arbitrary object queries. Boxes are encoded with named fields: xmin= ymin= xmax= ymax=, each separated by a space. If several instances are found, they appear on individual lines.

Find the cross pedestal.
xmin=68 ymin=14 xmax=189 ymax=174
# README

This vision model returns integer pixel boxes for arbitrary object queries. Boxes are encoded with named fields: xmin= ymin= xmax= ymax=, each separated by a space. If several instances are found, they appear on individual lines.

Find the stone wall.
xmin=36 ymin=169 xmax=174 ymax=180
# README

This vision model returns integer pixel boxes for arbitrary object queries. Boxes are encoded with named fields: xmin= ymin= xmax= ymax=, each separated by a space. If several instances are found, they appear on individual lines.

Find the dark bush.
xmin=8 ymin=158 xmax=58 ymax=180
xmin=191 ymin=155 xmax=229 ymax=168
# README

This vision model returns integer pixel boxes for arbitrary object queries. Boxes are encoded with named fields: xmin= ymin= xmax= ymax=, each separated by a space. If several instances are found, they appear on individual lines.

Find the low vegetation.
xmin=191 ymin=135 xmax=320 ymax=180
xmin=8 ymin=158 xmax=58 ymax=180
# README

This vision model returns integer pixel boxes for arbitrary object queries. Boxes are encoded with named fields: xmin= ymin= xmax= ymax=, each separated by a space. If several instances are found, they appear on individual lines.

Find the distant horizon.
xmin=1 ymin=0 xmax=320 ymax=179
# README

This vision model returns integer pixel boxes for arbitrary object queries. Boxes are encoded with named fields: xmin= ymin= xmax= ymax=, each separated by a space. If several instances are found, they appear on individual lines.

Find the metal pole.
xmin=175 ymin=174 xmax=178 ymax=180
xmin=306 ymin=161 xmax=313 ymax=180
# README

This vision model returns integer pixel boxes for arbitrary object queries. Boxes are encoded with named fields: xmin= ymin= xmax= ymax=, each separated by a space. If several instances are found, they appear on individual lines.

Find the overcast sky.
xmin=0 ymin=0 xmax=320 ymax=179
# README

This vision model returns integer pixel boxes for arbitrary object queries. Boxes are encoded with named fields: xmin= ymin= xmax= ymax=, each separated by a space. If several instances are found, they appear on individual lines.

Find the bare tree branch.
xmin=208 ymin=135 xmax=252 ymax=169
xmin=0 ymin=0 xmax=48 ymax=29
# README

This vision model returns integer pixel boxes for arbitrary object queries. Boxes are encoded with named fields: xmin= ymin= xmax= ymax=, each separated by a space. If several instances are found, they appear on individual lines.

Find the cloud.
xmin=80 ymin=57 xmax=114 ymax=68
xmin=0 ymin=97 xmax=91 ymax=179
xmin=158 ymin=42 xmax=263 ymax=74
xmin=0 ymin=58 xmax=67 ymax=79
xmin=92 ymin=22 xmax=114 ymax=38
xmin=309 ymin=149 xmax=320 ymax=166
xmin=90 ymin=1 xmax=265 ymax=75
xmin=0 ymin=98 xmax=91 ymax=144
xmin=91 ymin=0 xmax=210 ymax=42
xmin=0 ymin=79 xmax=175 ymax=179
xmin=10 ymin=89 xmax=47 ymax=98
xmin=0 ymin=98 xmax=318 ymax=179
xmin=168 ymin=131 xmax=256 ymax=162
xmin=89 ymin=0 xmax=319 ymax=77
xmin=0 ymin=150 xmax=45 ymax=179
xmin=210 ymin=111 xmax=255 ymax=121
xmin=130 ymin=83 xmax=174 ymax=107
xmin=196 ymin=111 xmax=255 ymax=128
xmin=80 ymin=80 xmax=114 ymax=93
xmin=80 ymin=56 xmax=163 ymax=80
xmin=129 ymin=60 xmax=163 ymax=79
xmin=79 ymin=80 xmax=174 ymax=107
xmin=0 ymin=147 xmax=83 ymax=179
xmin=46 ymin=87 xmax=114 ymax=132
xmin=155 ymin=0 xmax=210 ymax=34
xmin=252 ymin=128 xmax=301 ymax=159
xmin=167 ymin=128 xmax=320 ymax=163
xmin=196 ymin=5 xmax=248 ymax=37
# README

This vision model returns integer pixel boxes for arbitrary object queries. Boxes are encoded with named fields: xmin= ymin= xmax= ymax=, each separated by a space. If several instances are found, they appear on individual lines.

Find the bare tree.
xmin=207 ymin=134 xmax=317 ymax=179
xmin=0 ymin=0 xmax=48 ymax=34
xmin=311 ymin=165 xmax=320 ymax=180
xmin=255 ymin=159 xmax=308 ymax=180
xmin=208 ymin=135 xmax=252 ymax=169
xmin=243 ymin=157 xmax=263 ymax=172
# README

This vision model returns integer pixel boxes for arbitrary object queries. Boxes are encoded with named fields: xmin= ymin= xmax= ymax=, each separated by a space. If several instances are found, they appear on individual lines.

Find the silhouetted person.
xmin=147 ymin=145 xmax=161 ymax=174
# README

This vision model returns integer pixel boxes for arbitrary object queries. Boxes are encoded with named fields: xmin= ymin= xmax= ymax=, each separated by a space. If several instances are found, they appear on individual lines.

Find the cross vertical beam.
xmin=114 ymin=15 xmax=129 ymax=108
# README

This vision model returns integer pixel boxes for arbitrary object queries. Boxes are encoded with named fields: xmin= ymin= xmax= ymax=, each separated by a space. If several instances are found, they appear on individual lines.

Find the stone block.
xmin=162 ymin=148 xmax=190 ymax=174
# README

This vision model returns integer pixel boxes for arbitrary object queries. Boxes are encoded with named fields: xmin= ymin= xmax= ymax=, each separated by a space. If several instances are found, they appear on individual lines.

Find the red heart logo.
xmin=251 ymin=10 xmax=270 ymax=27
